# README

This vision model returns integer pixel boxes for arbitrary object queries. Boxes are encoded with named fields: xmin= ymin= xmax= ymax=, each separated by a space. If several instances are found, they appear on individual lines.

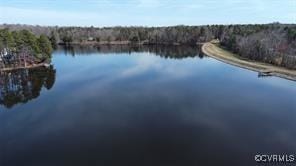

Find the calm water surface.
xmin=0 ymin=45 xmax=296 ymax=166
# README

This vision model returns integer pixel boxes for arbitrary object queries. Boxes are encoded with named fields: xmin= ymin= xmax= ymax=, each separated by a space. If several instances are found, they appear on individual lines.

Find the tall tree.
xmin=37 ymin=34 xmax=53 ymax=58
xmin=49 ymin=31 xmax=58 ymax=49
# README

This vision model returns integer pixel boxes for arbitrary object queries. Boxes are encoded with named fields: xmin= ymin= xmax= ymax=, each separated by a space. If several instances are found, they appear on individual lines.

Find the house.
xmin=0 ymin=48 xmax=9 ymax=62
xmin=87 ymin=37 xmax=94 ymax=41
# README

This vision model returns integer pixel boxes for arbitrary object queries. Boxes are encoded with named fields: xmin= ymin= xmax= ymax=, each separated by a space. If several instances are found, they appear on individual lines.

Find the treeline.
xmin=219 ymin=24 xmax=296 ymax=69
xmin=0 ymin=28 xmax=53 ymax=62
xmin=1 ymin=23 xmax=296 ymax=69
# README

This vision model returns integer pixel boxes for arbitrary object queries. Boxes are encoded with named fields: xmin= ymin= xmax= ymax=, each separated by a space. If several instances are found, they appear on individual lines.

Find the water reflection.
xmin=0 ymin=66 xmax=56 ymax=108
xmin=1 ymin=45 xmax=295 ymax=166
xmin=60 ymin=44 xmax=205 ymax=59
xmin=1 ymin=45 xmax=202 ymax=109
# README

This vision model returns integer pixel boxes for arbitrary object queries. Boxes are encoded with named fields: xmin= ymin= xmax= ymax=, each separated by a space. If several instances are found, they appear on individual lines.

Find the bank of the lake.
xmin=1 ymin=45 xmax=295 ymax=166
xmin=0 ymin=62 xmax=50 ymax=72
xmin=202 ymin=42 xmax=296 ymax=81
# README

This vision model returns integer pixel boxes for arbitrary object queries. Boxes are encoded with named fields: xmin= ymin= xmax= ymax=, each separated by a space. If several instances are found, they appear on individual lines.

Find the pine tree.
xmin=49 ymin=31 xmax=58 ymax=49
xmin=37 ymin=34 xmax=53 ymax=58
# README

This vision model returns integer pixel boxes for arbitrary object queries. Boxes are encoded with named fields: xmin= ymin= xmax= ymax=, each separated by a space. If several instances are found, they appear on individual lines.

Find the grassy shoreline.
xmin=202 ymin=41 xmax=296 ymax=81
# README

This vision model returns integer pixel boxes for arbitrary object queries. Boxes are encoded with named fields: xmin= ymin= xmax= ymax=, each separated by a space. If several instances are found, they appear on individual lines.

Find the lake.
xmin=0 ymin=45 xmax=296 ymax=166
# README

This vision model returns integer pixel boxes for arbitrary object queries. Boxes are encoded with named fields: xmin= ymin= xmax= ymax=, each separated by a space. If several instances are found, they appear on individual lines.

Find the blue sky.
xmin=0 ymin=0 xmax=295 ymax=26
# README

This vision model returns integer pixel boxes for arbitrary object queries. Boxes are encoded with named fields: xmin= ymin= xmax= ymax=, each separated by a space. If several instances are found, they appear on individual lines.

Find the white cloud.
xmin=0 ymin=0 xmax=295 ymax=26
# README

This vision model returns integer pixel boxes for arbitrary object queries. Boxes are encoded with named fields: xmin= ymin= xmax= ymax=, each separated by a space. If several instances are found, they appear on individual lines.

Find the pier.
xmin=0 ymin=50 xmax=49 ymax=71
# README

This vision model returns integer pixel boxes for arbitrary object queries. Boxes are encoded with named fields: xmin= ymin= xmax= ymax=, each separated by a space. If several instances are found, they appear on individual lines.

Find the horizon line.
xmin=1 ymin=22 xmax=295 ymax=28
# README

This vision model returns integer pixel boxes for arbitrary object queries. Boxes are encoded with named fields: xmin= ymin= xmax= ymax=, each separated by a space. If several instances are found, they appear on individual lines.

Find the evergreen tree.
xmin=37 ymin=34 xmax=53 ymax=58
xmin=0 ymin=28 xmax=15 ymax=49
xmin=0 ymin=29 xmax=53 ymax=61
xmin=11 ymin=31 xmax=24 ymax=53
xmin=49 ymin=31 xmax=58 ymax=49
xmin=19 ymin=29 xmax=40 ymax=55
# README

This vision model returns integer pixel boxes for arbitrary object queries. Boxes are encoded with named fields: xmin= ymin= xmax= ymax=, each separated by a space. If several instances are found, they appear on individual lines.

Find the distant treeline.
xmin=1 ymin=23 xmax=296 ymax=69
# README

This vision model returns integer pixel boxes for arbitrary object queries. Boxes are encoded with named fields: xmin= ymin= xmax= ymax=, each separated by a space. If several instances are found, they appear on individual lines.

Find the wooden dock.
xmin=0 ymin=63 xmax=50 ymax=72
xmin=1 ymin=51 xmax=50 ymax=72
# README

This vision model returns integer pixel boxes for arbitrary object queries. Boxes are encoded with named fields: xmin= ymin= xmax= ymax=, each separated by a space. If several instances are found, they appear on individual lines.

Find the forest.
xmin=0 ymin=28 xmax=53 ymax=63
xmin=0 ymin=23 xmax=295 ymax=69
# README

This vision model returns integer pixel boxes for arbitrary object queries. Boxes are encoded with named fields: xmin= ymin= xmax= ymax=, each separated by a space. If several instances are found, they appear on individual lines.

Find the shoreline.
xmin=2 ymin=42 xmax=295 ymax=81
xmin=58 ymin=41 xmax=200 ymax=46
xmin=0 ymin=63 xmax=50 ymax=72
xmin=202 ymin=42 xmax=296 ymax=81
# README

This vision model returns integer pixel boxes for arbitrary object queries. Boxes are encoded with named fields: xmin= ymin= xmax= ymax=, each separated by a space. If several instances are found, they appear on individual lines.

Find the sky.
xmin=0 ymin=0 xmax=295 ymax=27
